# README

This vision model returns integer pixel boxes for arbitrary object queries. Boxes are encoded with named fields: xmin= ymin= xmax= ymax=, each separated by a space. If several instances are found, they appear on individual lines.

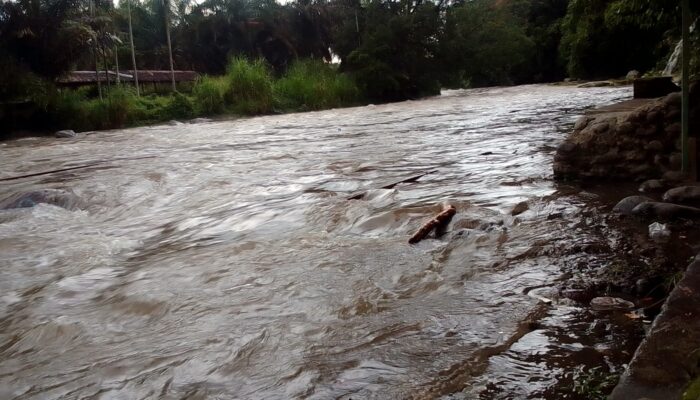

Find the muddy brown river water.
xmin=0 ymin=85 xmax=641 ymax=399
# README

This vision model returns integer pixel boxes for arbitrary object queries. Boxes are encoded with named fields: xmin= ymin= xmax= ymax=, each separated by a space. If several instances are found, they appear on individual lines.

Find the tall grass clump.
xmin=192 ymin=76 xmax=227 ymax=115
xmin=103 ymin=86 xmax=138 ymax=128
xmin=274 ymin=60 xmax=360 ymax=111
xmin=47 ymin=89 xmax=90 ymax=131
xmin=225 ymin=57 xmax=274 ymax=114
xmin=165 ymin=92 xmax=196 ymax=120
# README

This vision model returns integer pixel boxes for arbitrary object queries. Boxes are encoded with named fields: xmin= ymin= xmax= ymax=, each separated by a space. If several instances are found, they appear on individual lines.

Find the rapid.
xmin=0 ymin=85 xmax=638 ymax=399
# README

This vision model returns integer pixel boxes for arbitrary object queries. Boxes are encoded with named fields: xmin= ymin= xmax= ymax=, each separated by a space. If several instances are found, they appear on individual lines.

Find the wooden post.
xmin=681 ymin=0 xmax=690 ymax=174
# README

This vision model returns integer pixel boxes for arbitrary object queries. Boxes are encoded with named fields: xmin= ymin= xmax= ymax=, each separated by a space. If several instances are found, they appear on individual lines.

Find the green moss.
xmin=683 ymin=377 xmax=700 ymax=400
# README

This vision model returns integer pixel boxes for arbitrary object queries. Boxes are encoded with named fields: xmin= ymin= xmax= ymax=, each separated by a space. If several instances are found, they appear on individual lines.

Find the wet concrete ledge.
xmin=611 ymin=255 xmax=700 ymax=400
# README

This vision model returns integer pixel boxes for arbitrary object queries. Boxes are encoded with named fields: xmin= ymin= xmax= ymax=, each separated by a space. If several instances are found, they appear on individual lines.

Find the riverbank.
xmin=1 ymin=59 xmax=363 ymax=140
xmin=553 ymin=87 xmax=700 ymax=399
xmin=2 ymin=77 xmax=639 ymax=141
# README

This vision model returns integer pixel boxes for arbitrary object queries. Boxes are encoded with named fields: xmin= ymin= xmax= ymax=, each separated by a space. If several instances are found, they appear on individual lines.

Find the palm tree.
xmin=163 ymin=0 xmax=176 ymax=91
xmin=127 ymin=0 xmax=140 ymax=95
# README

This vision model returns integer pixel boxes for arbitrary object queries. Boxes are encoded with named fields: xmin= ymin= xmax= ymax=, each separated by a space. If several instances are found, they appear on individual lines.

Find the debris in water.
xmin=408 ymin=205 xmax=457 ymax=244
xmin=648 ymin=222 xmax=671 ymax=240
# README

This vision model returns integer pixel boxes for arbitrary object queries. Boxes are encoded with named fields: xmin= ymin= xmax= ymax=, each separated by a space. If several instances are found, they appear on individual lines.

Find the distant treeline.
xmin=0 ymin=0 xmax=698 ymax=131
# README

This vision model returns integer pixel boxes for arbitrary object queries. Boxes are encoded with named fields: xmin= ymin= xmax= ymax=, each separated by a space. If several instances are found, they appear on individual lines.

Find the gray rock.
xmin=662 ymin=170 xmax=686 ymax=182
xmin=668 ymin=152 xmax=682 ymax=169
xmin=631 ymin=201 xmax=700 ymax=220
xmin=662 ymin=186 xmax=700 ymax=204
xmin=613 ymin=195 xmax=654 ymax=215
xmin=663 ymin=91 xmax=682 ymax=108
xmin=578 ymin=81 xmax=614 ymax=88
xmin=644 ymin=140 xmax=663 ymax=152
xmin=556 ymin=141 xmax=577 ymax=155
xmin=190 ymin=118 xmax=212 ymax=124
xmin=639 ymin=179 xmax=666 ymax=193
xmin=626 ymin=70 xmax=640 ymax=80
xmin=511 ymin=201 xmax=529 ymax=216
xmin=590 ymin=296 xmax=635 ymax=311
xmin=55 ymin=129 xmax=77 ymax=138
xmin=0 ymin=189 xmax=82 ymax=210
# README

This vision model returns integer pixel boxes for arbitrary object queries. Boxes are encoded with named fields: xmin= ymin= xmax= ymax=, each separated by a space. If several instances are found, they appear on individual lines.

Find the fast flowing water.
xmin=0 ymin=85 xmax=635 ymax=399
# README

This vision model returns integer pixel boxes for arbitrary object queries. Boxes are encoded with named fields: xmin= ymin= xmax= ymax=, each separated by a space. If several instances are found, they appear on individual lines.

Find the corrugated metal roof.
xmin=57 ymin=70 xmax=198 ymax=85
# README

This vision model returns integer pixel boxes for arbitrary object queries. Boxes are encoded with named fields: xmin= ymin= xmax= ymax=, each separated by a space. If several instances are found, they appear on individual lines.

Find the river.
xmin=0 ymin=85 xmax=638 ymax=399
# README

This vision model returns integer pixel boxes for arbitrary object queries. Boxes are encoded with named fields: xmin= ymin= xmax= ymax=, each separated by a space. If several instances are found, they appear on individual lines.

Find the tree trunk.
xmin=127 ymin=0 xmax=140 ymax=96
xmin=102 ymin=42 xmax=110 ymax=89
xmin=114 ymin=44 xmax=120 ymax=84
xmin=163 ymin=0 xmax=176 ymax=92
xmin=94 ymin=46 xmax=102 ymax=100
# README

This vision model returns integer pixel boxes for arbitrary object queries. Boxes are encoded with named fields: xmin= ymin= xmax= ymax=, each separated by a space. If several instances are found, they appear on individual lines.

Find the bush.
xmin=225 ymin=57 xmax=274 ymax=114
xmin=48 ymin=89 xmax=90 ymax=131
xmin=192 ymin=76 xmax=227 ymax=115
xmin=274 ymin=60 xmax=360 ymax=111
xmin=165 ymin=92 xmax=196 ymax=120
xmin=104 ymin=86 xmax=137 ymax=128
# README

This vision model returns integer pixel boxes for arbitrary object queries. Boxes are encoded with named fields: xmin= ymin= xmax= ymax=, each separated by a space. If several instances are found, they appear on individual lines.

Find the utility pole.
xmin=681 ymin=0 xmax=690 ymax=174
xmin=127 ymin=0 xmax=140 ymax=96
xmin=163 ymin=0 xmax=176 ymax=92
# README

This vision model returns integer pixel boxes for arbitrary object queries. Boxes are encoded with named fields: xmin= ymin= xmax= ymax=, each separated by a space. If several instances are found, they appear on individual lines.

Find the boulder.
xmin=578 ymin=81 xmax=614 ymax=88
xmin=633 ymin=77 xmax=680 ymax=99
xmin=626 ymin=70 xmax=640 ymax=80
xmin=511 ymin=201 xmax=529 ymax=216
xmin=662 ymin=186 xmax=700 ymax=205
xmin=590 ymin=296 xmax=635 ymax=311
xmin=631 ymin=201 xmax=700 ymax=220
xmin=613 ymin=195 xmax=654 ymax=215
xmin=0 ymin=189 xmax=82 ymax=210
xmin=55 ymin=129 xmax=77 ymax=138
xmin=638 ymin=179 xmax=667 ymax=193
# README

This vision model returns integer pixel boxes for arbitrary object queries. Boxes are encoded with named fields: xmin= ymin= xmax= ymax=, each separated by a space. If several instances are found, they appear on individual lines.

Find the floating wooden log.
xmin=408 ymin=204 xmax=457 ymax=244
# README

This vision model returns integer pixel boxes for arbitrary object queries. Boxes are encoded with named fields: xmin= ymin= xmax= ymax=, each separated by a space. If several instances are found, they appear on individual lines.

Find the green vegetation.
xmin=0 ymin=0 xmax=699 ymax=136
xmin=8 ymin=58 xmax=363 ymax=133
xmin=572 ymin=366 xmax=620 ymax=400
xmin=274 ymin=60 xmax=360 ymax=111
xmin=683 ymin=376 xmax=700 ymax=400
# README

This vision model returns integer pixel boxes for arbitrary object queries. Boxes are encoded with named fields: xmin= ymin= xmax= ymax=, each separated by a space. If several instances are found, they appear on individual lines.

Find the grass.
xmin=225 ymin=57 xmax=274 ymax=114
xmin=274 ymin=59 xmax=360 ymax=111
xmin=28 ymin=57 xmax=364 ymax=134
xmin=572 ymin=366 xmax=620 ymax=400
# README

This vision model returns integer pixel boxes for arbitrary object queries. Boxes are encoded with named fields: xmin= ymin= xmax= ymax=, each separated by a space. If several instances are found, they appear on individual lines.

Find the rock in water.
xmin=0 ymin=189 xmax=82 ymax=210
xmin=648 ymin=222 xmax=671 ymax=240
xmin=613 ymin=195 xmax=653 ymax=215
xmin=631 ymin=201 xmax=700 ymax=220
xmin=638 ymin=179 xmax=666 ymax=193
xmin=662 ymin=186 xmax=700 ymax=205
xmin=626 ymin=70 xmax=640 ymax=80
xmin=55 ymin=130 xmax=77 ymax=138
xmin=590 ymin=296 xmax=635 ymax=311
xmin=511 ymin=201 xmax=529 ymax=216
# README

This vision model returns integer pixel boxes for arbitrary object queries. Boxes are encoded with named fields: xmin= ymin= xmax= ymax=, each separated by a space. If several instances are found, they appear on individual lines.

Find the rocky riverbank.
xmin=554 ymin=82 xmax=700 ymax=399
xmin=554 ymin=82 xmax=698 ymax=183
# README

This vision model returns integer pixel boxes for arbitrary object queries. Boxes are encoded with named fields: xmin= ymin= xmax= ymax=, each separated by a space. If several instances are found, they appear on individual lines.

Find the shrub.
xmin=48 ymin=89 xmax=90 ymax=131
xmin=192 ymin=76 xmax=227 ymax=115
xmin=225 ymin=57 xmax=274 ymax=114
xmin=165 ymin=92 xmax=196 ymax=120
xmin=104 ymin=86 xmax=137 ymax=128
xmin=274 ymin=60 xmax=360 ymax=111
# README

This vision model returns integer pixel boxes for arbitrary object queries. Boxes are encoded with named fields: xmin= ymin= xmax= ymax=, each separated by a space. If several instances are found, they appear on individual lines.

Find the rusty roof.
xmin=57 ymin=70 xmax=198 ymax=85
